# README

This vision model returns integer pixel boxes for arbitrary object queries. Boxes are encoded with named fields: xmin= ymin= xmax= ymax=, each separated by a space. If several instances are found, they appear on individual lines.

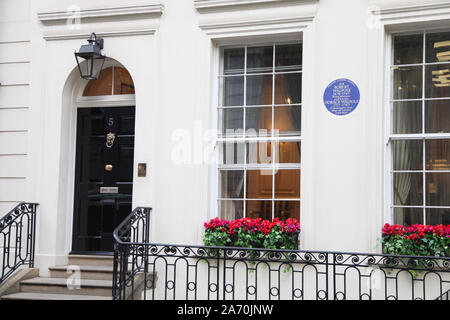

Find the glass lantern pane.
xmin=91 ymin=55 xmax=105 ymax=80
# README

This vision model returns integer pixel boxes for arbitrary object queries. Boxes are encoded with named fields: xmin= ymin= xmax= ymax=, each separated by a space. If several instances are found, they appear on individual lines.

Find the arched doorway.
xmin=71 ymin=61 xmax=136 ymax=253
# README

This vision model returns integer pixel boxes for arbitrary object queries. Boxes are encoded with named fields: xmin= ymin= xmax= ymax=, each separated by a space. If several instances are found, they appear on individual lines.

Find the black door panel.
xmin=72 ymin=107 xmax=135 ymax=253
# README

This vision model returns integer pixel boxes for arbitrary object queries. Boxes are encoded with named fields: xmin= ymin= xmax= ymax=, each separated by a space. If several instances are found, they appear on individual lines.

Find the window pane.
xmin=223 ymin=48 xmax=245 ymax=75
xmin=246 ymin=170 xmax=273 ymax=199
xmin=113 ymin=67 xmax=135 ymax=95
xmin=245 ymin=107 xmax=272 ymax=133
xmin=392 ymin=101 xmax=422 ymax=134
xmin=392 ymin=140 xmax=423 ymax=171
xmin=425 ymin=64 xmax=450 ymax=98
xmin=274 ymin=106 xmax=301 ymax=135
xmin=247 ymin=46 xmax=273 ymax=74
xmin=275 ymin=44 xmax=302 ymax=72
xmin=247 ymin=142 xmax=272 ymax=164
xmin=393 ymin=66 xmax=422 ymax=99
xmin=246 ymin=200 xmax=272 ymax=220
xmin=426 ymin=208 xmax=450 ymax=226
xmin=246 ymin=75 xmax=272 ymax=105
xmin=219 ymin=142 xmax=245 ymax=165
xmin=426 ymin=172 xmax=450 ymax=206
xmin=275 ymin=73 xmax=301 ymax=105
xmin=220 ymin=108 xmax=243 ymax=135
xmin=393 ymin=172 xmax=423 ymax=206
xmin=276 ymin=142 xmax=301 ymax=164
xmin=393 ymin=207 xmax=423 ymax=225
xmin=220 ymin=170 xmax=244 ymax=198
xmin=393 ymin=34 xmax=423 ymax=65
xmin=275 ymin=169 xmax=300 ymax=199
xmin=83 ymin=66 xmax=113 ymax=96
xmin=426 ymin=139 xmax=450 ymax=170
xmin=425 ymin=100 xmax=450 ymax=133
xmin=274 ymin=201 xmax=300 ymax=221
xmin=426 ymin=31 xmax=450 ymax=63
xmin=221 ymin=76 xmax=244 ymax=106
xmin=220 ymin=200 xmax=243 ymax=220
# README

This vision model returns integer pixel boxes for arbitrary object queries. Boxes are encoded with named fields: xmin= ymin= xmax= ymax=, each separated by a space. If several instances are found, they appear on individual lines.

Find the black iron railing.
xmin=113 ymin=206 xmax=152 ymax=300
xmin=112 ymin=210 xmax=450 ymax=300
xmin=0 ymin=202 xmax=38 ymax=284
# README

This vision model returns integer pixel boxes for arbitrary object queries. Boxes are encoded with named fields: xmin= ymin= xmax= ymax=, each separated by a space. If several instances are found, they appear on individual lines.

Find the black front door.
xmin=72 ymin=107 xmax=135 ymax=253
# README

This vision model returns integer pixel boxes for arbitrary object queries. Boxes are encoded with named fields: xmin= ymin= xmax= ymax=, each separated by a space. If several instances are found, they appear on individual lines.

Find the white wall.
xmin=0 ymin=0 xmax=30 ymax=214
xmin=0 ymin=0 xmax=449 ymax=275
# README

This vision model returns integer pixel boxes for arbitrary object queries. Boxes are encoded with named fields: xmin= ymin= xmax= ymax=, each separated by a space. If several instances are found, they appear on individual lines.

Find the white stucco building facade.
xmin=1 ymin=0 xmax=450 ymax=292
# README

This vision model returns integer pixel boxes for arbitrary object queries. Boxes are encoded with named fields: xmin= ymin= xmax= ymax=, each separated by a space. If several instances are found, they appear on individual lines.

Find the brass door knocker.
xmin=106 ymin=132 xmax=116 ymax=149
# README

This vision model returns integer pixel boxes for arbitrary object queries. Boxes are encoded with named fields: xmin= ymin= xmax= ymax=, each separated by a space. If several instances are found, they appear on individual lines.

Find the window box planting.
xmin=203 ymin=217 xmax=300 ymax=250
xmin=381 ymin=223 xmax=450 ymax=257
xmin=380 ymin=223 xmax=450 ymax=277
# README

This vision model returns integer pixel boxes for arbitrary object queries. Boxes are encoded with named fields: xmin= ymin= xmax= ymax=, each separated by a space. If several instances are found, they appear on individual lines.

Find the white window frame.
xmin=215 ymin=40 xmax=303 ymax=221
xmin=386 ymin=28 xmax=450 ymax=225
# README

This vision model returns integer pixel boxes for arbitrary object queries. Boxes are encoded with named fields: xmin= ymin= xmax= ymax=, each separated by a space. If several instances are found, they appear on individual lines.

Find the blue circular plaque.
xmin=323 ymin=78 xmax=360 ymax=116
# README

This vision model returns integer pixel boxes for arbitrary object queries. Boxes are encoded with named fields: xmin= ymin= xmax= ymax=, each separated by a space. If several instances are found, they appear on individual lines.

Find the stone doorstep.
xmin=49 ymin=265 xmax=114 ymax=280
xmin=19 ymin=277 xmax=113 ymax=296
xmin=68 ymin=254 xmax=114 ymax=267
xmin=1 ymin=292 xmax=111 ymax=300
xmin=0 ymin=254 xmax=154 ymax=300
xmin=0 ymin=268 xmax=39 ymax=297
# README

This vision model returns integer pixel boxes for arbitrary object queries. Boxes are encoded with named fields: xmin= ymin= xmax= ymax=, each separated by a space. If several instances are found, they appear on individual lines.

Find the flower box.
xmin=381 ymin=223 xmax=450 ymax=257
xmin=203 ymin=217 xmax=301 ymax=250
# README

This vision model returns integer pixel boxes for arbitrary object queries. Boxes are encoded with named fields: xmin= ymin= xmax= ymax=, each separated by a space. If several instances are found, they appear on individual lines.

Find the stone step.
xmin=1 ymin=292 xmax=111 ymax=300
xmin=68 ymin=254 xmax=114 ymax=267
xmin=19 ymin=277 xmax=112 ymax=296
xmin=49 ymin=265 xmax=114 ymax=280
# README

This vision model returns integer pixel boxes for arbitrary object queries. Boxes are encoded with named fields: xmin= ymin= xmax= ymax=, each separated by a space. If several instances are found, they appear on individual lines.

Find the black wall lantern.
xmin=74 ymin=33 xmax=106 ymax=80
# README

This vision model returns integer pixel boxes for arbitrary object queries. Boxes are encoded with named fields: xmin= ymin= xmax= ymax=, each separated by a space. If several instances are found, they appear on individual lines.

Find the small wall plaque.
xmin=323 ymin=78 xmax=360 ymax=116
xmin=138 ymin=163 xmax=147 ymax=177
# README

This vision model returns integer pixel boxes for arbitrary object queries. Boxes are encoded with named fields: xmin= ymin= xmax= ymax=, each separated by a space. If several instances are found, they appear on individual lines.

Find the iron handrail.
xmin=0 ymin=202 xmax=38 ymax=284
xmin=112 ymin=207 xmax=152 ymax=300
xmin=113 ymin=207 xmax=152 ymax=245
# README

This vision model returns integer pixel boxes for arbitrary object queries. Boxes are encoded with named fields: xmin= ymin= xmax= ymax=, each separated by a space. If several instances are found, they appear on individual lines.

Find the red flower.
xmin=204 ymin=217 xmax=301 ymax=236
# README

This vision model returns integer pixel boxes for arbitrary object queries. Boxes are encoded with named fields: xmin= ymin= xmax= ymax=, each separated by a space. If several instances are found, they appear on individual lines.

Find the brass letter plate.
xmin=100 ymin=187 xmax=119 ymax=194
